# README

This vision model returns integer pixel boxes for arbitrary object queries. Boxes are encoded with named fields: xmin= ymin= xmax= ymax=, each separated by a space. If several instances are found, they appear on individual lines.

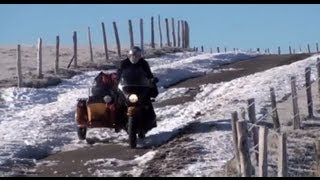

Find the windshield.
xmin=119 ymin=67 xmax=151 ymax=87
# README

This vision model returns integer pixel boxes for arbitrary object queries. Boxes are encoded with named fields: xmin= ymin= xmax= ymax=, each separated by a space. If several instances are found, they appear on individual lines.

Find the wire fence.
xmin=231 ymin=57 xmax=320 ymax=177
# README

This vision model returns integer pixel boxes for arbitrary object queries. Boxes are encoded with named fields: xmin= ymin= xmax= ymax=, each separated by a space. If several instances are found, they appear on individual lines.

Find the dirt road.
xmin=26 ymin=53 xmax=312 ymax=177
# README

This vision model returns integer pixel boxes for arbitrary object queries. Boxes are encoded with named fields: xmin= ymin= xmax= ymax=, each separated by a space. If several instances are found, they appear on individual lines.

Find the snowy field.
xmin=1 ymin=49 xmax=319 ymax=176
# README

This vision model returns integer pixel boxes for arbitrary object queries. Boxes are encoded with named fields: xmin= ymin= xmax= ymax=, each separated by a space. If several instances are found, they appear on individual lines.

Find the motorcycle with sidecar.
xmin=75 ymin=70 xmax=158 ymax=148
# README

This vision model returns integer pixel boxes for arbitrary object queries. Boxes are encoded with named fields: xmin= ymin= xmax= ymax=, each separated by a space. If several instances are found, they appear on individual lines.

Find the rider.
xmin=117 ymin=46 xmax=158 ymax=130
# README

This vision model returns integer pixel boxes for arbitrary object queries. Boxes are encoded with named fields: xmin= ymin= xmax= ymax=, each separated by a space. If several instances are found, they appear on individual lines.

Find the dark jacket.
xmin=117 ymin=57 xmax=158 ymax=98
xmin=117 ymin=58 xmax=154 ymax=80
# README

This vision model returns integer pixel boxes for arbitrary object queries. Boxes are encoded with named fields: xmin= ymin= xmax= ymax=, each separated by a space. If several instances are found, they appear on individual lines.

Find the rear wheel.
xmin=128 ymin=117 xmax=137 ymax=148
xmin=77 ymin=127 xmax=87 ymax=140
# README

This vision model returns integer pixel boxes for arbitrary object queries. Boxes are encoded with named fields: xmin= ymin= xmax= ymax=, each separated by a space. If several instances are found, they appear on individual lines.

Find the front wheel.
xmin=77 ymin=127 xmax=87 ymax=140
xmin=128 ymin=117 xmax=137 ymax=148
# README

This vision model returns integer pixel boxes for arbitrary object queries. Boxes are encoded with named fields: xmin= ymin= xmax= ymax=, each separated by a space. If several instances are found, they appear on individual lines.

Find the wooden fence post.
xmin=258 ymin=126 xmax=268 ymax=177
xmin=165 ymin=18 xmax=170 ymax=47
xmin=315 ymin=139 xmax=320 ymax=176
xmin=158 ymin=15 xmax=163 ymax=48
xmin=54 ymin=35 xmax=59 ymax=74
xmin=177 ymin=20 xmax=180 ymax=47
xmin=128 ymin=19 xmax=134 ymax=48
xmin=316 ymin=43 xmax=319 ymax=53
xmin=248 ymin=98 xmax=259 ymax=165
xmin=278 ymin=46 xmax=281 ymax=55
xmin=73 ymin=31 xmax=78 ymax=68
xmin=88 ymin=27 xmax=93 ymax=62
xmin=113 ymin=21 xmax=121 ymax=58
xmin=181 ymin=20 xmax=185 ymax=48
xmin=101 ymin=22 xmax=109 ymax=61
xmin=308 ymin=44 xmax=311 ymax=54
xmin=151 ymin=17 xmax=155 ymax=48
xmin=185 ymin=21 xmax=190 ymax=48
xmin=171 ymin=18 xmax=176 ymax=47
xmin=140 ymin=18 xmax=144 ymax=53
xmin=217 ymin=47 xmax=220 ymax=53
xmin=270 ymin=87 xmax=280 ymax=131
xmin=231 ymin=111 xmax=241 ymax=175
xmin=37 ymin=37 xmax=43 ymax=78
xmin=291 ymin=76 xmax=300 ymax=129
xmin=278 ymin=133 xmax=287 ymax=177
xmin=305 ymin=67 xmax=314 ymax=119
xmin=237 ymin=120 xmax=252 ymax=177
xmin=225 ymin=47 xmax=227 ymax=53
xmin=289 ymin=46 xmax=292 ymax=55
xmin=201 ymin=46 xmax=204 ymax=52
xmin=317 ymin=58 xmax=320 ymax=107
xmin=17 ymin=44 xmax=22 ymax=87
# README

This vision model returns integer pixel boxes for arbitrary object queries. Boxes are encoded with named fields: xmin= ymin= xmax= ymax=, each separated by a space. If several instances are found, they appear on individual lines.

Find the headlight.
xmin=103 ymin=95 xmax=112 ymax=103
xmin=128 ymin=94 xmax=138 ymax=103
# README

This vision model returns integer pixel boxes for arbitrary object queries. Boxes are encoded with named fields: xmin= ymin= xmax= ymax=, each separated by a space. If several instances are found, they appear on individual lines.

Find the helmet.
xmin=128 ymin=46 xmax=142 ymax=64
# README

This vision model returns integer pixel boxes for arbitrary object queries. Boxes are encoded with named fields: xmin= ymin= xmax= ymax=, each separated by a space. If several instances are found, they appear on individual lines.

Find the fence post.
xmin=171 ymin=18 xmax=176 ymax=47
xmin=291 ymin=76 xmax=300 ymax=129
xmin=317 ymin=58 xmax=320 ymax=107
xmin=224 ymin=47 xmax=227 ymax=53
xmin=305 ymin=67 xmax=314 ymax=119
xmin=201 ymin=46 xmax=204 ymax=52
xmin=140 ymin=18 xmax=144 ymax=53
xmin=185 ymin=21 xmax=190 ymax=48
xmin=101 ymin=22 xmax=109 ymax=61
xmin=231 ymin=111 xmax=241 ymax=175
xmin=73 ymin=31 xmax=77 ymax=68
xmin=278 ymin=46 xmax=281 ymax=55
xmin=88 ymin=27 xmax=93 ymax=62
xmin=237 ymin=120 xmax=252 ymax=177
xmin=54 ymin=35 xmax=59 ymax=74
xmin=278 ymin=133 xmax=287 ymax=177
xmin=37 ymin=38 xmax=43 ymax=78
xmin=177 ymin=20 xmax=180 ymax=47
xmin=316 ymin=43 xmax=319 ymax=53
xmin=315 ymin=139 xmax=320 ymax=176
xmin=217 ymin=47 xmax=220 ymax=53
xmin=289 ymin=46 xmax=292 ymax=55
xmin=113 ymin=21 xmax=121 ymax=58
xmin=270 ymin=87 xmax=280 ymax=131
xmin=258 ymin=126 xmax=268 ymax=177
xmin=128 ymin=19 xmax=134 ymax=48
xmin=151 ymin=17 xmax=155 ymax=48
xmin=308 ymin=44 xmax=311 ymax=54
xmin=17 ymin=44 xmax=22 ymax=87
xmin=248 ymin=98 xmax=259 ymax=165
xmin=158 ymin=15 xmax=163 ymax=48
xmin=165 ymin=18 xmax=170 ymax=47
xmin=181 ymin=20 xmax=185 ymax=48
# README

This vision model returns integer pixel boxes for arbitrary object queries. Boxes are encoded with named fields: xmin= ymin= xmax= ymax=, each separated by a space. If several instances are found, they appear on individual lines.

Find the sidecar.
xmin=75 ymin=95 xmax=121 ymax=140
xmin=74 ymin=71 xmax=125 ymax=140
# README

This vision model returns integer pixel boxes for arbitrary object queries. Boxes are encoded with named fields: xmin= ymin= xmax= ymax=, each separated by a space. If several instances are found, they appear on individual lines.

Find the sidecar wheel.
xmin=128 ymin=117 xmax=137 ymax=148
xmin=77 ymin=127 xmax=87 ymax=140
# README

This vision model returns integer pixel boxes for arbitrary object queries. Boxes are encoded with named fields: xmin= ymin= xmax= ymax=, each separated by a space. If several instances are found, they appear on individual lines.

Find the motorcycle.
xmin=118 ymin=67 xmax=159 ymax=148
xmin=75 ymin=70 xmax=158 ymax=148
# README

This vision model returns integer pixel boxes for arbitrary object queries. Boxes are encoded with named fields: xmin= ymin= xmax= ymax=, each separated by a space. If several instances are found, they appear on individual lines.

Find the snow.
xmin=1 ymin=49 xmax=318 ymax=177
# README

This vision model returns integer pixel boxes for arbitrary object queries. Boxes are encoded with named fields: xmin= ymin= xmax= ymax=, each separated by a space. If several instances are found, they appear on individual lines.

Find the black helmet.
xmin=128 ymin=46 xmax=142 ymax=64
